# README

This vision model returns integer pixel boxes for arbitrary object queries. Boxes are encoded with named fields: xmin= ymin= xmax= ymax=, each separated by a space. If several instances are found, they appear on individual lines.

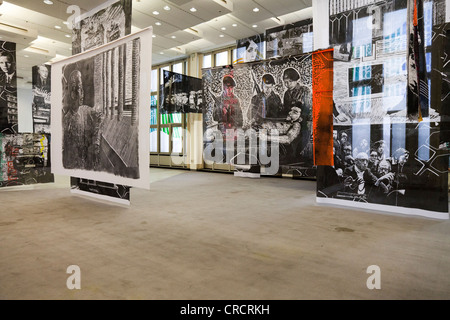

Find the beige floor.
xmin=1 ymin=167 xmax=449 ymax=300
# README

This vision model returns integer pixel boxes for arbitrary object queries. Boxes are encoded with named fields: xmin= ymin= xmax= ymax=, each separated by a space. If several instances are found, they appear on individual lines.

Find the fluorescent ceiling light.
xmin=43 ymin=0 xmax=53 ymax=5
xmin=270 ymin=16 xmax=285 ymax=25
xmin=190 ymin=8 xmax=197 ymax=12
xmin=253 ymin=8 xmax=259 ymax=12
xmin=252 ymin=24 xmax=258 ymax=28
xmin=232 ymin=24 xmax=237 ymax=27
xmin=155 ymin=22 xmax=161 ymax=26
xmin=24 ymin=46 xmax=49 ymax=53
xmin=55 ymin=25 xmax=61 ymax=29
xmin=171 ymin=35 xmax=176 ymax=39
xmin=163 ymin=6 xmax=171 ymax=11
xmin=221 ymin=27 xmax=226 ymax=30
xmin=153 ymin=11 xmax=160 ymax=15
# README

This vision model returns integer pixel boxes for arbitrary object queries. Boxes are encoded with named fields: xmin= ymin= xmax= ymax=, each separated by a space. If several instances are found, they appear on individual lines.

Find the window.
xmin=203 ymin=54 xmax=212 ymax=69
xmin=160 ymin=65 xmax=170 ymax=84
xmin=150 ymin=59 xmax=188 ymax=158
xmin=172 ymin=62 xmax=183 ymax=74
xmin=353 ymin=16 xmax=373 ymax=58
xmin=215 ymin=51 xmax=228 ymax=66
xmin=151 ymin=69 xmax=157 ymax=92
xmin=150 ymin=128 xmax=157 ymax=153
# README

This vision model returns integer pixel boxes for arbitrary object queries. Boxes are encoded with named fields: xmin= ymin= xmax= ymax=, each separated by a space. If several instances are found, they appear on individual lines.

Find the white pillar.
xmin=186 ymin=53 xmax=204 ymax=170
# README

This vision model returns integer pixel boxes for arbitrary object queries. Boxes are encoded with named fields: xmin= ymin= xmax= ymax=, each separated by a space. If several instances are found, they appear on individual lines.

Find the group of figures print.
xmin=316 ymin=0 xmax=449 ymax=214
xmin=203 ymin=53 xmax=315 ymax=176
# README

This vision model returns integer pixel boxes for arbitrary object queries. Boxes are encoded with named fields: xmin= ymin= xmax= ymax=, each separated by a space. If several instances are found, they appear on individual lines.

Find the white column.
xmin=188 ymin=53 xmax=200 ymax=78
xmin=186 ymin=53 xmax=204 ymax=170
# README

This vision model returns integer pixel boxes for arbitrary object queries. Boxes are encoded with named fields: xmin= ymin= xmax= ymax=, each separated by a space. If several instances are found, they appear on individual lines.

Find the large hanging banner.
xmin=72 ymin=0 xmax=132 ymax=55
xmin=202 ymin=53 xmax=315 ymax=177
xmin=71 ymin=0 xmax=133 ymax=202
xmin=312 ymin=49 xmax=334 ymax=166
xmin=0 ymin=133 xmax=53 ymax=187
xmin=317 ymin=0 xmax=448 ymax=219
xmin=162 ymin=70 xmax=203 ymax=114
xmin=32 ymin=64 xmax=51 ymax=134
xmin=407 ymin=0 xmax=429 ymax=120
xmin=70 ymin=177 xmax=130 ymax=204
xmin=51 ymin=28 xmax=152 ymax=189
xmin=265 ymin=19 xmax=314 ymax=59
xmin=430 ymin=22 xmax=450 ymax=151
xmin=235 ymin=34 xmax=265 ymax=64
xmin=0 ymin=40 xmax=18 ymax=134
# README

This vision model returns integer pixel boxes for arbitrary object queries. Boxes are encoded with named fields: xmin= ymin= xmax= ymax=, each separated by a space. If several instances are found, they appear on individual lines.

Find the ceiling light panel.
xmin=132 ymin=11 xmax=179 ymax=36
xmin=9 ymin=0 xmax=107 ymax=20
xmin=167 ymin=30 xmax=202 ymax=43
xmin=196 ymin=14 xmax=255 ymax=42
xmin=242 ymin=0 xmax=308 ymax=20
xmin=133 ymin=0 xmax=204 ymax=31
xmin=175 ymin=0 xmax=233 ymax=22
xmin=231 ymin=0 xmax=284 ymax=24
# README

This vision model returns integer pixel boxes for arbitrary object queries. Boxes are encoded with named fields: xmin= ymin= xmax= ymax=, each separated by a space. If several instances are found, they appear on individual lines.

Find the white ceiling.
xmin=0 ymin=0 xmax=312 ymax=88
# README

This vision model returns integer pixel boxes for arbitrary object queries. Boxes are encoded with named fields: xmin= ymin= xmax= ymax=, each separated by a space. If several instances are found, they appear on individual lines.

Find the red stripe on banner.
xmin=312 ymin=49 xmax=334 ymax=166
xmin=413 ymin=0 xmax=418 ymax=27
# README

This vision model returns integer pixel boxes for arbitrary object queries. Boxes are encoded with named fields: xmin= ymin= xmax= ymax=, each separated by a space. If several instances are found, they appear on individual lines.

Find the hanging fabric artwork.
xmin=312 ymin=49 xmax=334 ymax=166
xmin=407 ymin=0 xmax=429 ymax=121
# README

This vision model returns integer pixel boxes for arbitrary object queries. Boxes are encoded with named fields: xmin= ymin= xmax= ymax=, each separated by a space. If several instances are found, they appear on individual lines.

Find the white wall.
xmin=17 ymin=86 xmax=33 ymax=133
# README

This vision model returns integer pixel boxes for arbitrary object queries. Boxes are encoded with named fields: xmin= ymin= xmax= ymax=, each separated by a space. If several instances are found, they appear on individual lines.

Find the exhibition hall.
xmin=1 ymin=0 xmax=450 ymax=301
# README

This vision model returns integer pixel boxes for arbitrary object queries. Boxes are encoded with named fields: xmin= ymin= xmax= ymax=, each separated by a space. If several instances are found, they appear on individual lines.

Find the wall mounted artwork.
xmin=51 ymin=28 xmax=152 ymax=189
xmin=32 ymin=64 xmax=51 ymax=134
xmin=0 ymin=40 xmax=18 ymax=134
xmin=317 ymin=0 xmax=449 ymax=219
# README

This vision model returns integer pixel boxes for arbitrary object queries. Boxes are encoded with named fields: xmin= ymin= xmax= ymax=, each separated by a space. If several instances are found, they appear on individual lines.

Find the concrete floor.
xmin=1 ymin=167 xmax=449 ymax=300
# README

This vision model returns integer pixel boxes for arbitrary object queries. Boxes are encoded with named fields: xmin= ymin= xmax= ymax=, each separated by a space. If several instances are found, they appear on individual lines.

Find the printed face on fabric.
xmin=378 ymin=160 xmax=391 ymax=176
xmin=262 ymin=74 xmax=275 ymax=96
xmin=283 ymin=68 xmax=300 ymax=90
xmin=245 ymin=40 xmax=258 ymax=62
xmin=355 ymin=153 xmax=369 ymax=171
xmin=0 ymin=53 xmax=13 ymax=74
xmin=283 ymin=77 xmax=296 ymax=90
xmin=223 ymin=76 xmax=236 ymax=97
xmin=38 ymin=66 xmax=48 ymax=80
xmin=288 ymin=107 xmax=301 ymax=122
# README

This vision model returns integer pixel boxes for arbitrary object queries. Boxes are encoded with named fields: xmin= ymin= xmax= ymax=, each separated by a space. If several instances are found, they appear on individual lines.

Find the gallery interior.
xmin=1 ymin=0 xmax=450 ymax=300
